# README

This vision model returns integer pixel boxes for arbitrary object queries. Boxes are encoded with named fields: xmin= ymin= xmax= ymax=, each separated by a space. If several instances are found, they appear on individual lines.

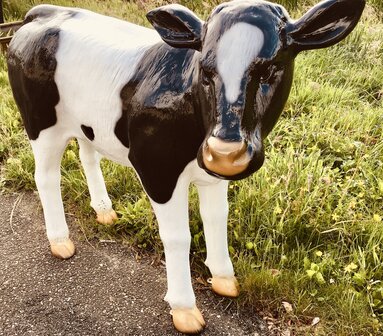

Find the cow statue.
xmin=7 ymin=0 xmax=365 ymax=333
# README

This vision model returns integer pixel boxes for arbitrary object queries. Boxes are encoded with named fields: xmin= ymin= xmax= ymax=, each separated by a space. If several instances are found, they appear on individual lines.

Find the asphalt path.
xmin=0 ymin=192 xmax=268 ymax=336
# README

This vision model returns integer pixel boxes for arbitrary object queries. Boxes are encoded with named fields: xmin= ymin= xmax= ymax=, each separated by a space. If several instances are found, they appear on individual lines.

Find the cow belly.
xmin=54 ymin=100 xmax=133 ymax=167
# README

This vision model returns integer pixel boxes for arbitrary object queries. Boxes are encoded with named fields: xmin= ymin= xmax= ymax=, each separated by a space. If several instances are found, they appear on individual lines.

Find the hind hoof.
xmin=211 ymin=276 xmax=240 ymax=298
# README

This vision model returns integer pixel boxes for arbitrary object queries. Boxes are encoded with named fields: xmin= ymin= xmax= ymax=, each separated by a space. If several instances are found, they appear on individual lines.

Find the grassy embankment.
xmin=1 ymin=0 xmax=383 ymax=334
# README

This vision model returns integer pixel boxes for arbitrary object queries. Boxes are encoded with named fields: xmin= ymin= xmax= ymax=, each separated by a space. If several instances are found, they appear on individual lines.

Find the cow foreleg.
xmin=31 ymin=130 xmax=75 ymax=260
xmin=78 ymin=139 xmax=117 ymax=225
xmin=197 ymin=181 xmax=239 ymax=298
xmin=150 ymin=178 xmax=205 ymax=334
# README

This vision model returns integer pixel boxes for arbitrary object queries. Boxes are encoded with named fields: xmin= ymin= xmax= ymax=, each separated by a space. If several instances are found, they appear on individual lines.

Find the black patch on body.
xmin=81 ymin=125 xmax=95 ymax=141
xmin=7 ymin=6 xmax=74 ymax=140
xmin=115 ymin=44 xmax=204 ymax=204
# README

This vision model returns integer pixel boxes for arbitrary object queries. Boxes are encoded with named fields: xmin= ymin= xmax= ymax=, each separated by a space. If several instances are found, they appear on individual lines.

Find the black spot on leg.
xmin=81 ymin=125 xmax=95 ymax=141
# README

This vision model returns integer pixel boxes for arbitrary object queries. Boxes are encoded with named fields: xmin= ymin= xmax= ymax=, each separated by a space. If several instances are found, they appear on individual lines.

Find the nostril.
xmin=204 ymin=145 xmax=214 ymax=162
xmin=233 ymin=152 xmax=252 ymax=167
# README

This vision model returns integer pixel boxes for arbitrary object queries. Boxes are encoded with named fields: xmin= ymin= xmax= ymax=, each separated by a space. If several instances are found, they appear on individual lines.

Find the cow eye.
xmin=260 ymin=65 xmax=277 ymax=83
xmin=201 ymin=68 xmax=211 ymax=86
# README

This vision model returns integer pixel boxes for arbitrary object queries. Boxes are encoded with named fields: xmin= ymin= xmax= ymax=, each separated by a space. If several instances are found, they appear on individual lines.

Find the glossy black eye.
xmin=201 ymin=68 xmax=211 ymax=86
xmin=260 ymin=65 xmax=277 ymax=83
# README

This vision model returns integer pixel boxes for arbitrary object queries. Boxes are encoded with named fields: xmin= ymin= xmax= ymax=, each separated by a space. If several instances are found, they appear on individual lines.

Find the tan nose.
xmin=202 ymin=137 xmax=251 ymax=176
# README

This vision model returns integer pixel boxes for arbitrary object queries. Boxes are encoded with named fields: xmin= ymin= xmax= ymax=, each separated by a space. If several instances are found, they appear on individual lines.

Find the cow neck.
xmin=116 ymin=42 xmax=205 ymax=204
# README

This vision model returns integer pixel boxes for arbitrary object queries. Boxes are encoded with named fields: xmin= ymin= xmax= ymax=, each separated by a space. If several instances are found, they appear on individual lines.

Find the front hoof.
xmin=96 ymin=209 xmax=118 ymax=225
xmin=50 ymin=238 xmax=76 ymax=259
xmin=172 ymin=306 xmax=205 ymax=334
xmin=211 ymin=276 xmax=240 ymax=298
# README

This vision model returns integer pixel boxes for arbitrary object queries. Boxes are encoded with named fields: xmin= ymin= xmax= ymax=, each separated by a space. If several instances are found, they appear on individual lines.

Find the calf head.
xmin=147 ymin=0 xmax=365 ymax=179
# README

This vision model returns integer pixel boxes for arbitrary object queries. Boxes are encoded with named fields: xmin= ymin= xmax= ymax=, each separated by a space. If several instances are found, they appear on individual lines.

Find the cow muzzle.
xmin=202 ymin=137 xmax=252 ymax=177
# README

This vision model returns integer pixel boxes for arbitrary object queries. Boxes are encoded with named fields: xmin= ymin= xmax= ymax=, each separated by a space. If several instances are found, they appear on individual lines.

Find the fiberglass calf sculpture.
xmin=7 ymin=0 xmax=365 ymax=333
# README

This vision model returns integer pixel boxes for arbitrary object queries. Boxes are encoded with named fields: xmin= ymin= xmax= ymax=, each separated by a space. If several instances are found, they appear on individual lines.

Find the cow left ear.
xmin=287 ymin=0 xmax=365 ymax=53
xmin=146 ymin=4 xmax=203 ymax=51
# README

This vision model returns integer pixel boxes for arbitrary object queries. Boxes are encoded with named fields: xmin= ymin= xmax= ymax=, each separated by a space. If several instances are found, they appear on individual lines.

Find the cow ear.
xmin=146 ymin=4 xmax=203 ymax=51
xmin=287 ymin=0 xmax=365 ymax=52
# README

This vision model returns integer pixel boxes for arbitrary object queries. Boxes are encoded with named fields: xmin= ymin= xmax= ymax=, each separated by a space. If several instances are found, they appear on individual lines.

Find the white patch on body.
xmin=216 ymin=22 xmax=264 ymax=104
xmin=54 ymin=8 xmax=161 ymax=166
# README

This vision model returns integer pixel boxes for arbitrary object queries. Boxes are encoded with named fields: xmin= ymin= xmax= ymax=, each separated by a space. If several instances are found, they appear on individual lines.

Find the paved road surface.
xmin=0 ymin=192 xmax=268 ymax=336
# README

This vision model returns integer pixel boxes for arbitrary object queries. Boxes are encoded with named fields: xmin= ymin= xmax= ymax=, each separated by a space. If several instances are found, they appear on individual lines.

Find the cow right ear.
xmin=287 ymin=0 xmax=365 ymax=53
xmin=146 ymin=4 xmax=203 ymax=51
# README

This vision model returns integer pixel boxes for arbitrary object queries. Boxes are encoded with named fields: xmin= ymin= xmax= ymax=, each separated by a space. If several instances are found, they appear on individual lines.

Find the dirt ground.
xmin=0 ymin=191 xmax=269 ymax=336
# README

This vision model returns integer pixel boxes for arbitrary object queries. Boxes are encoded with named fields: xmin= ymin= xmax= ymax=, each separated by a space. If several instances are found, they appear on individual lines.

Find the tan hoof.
xmin=96 ymin=209 xmax=118 ymax=225
xmin=211 ymin=276 xmax=240 ymax=298
xmin=172 ymin=306 xmax=206 ymax=334
xmin=50 ymin=238 xmax=75 ymax=260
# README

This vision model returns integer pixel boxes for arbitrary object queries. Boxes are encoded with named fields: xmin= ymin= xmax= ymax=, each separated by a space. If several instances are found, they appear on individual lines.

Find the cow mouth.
xmin=201 ymin=137 xmax=252 ymax=177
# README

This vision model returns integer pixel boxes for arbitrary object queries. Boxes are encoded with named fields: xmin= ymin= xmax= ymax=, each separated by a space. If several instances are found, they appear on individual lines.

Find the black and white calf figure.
xmin=7 ymin=0 xmax=364 ymax=333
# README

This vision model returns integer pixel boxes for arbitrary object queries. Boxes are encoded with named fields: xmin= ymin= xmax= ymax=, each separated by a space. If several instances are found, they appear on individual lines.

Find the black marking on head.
xmin=115 ymin=43 xmax=204 ymax=204
xmin=200 ymin=1 xmax=295 ymax=135
xmin=81 ymin=125 xmax=95 ymax=141
xmin=7 ymin=6 xmax=75 ymax=140
xmin=201 ymin=1 xmax=290 ymax=70
xmin=194 ymin=1 xmax=298 ymax=179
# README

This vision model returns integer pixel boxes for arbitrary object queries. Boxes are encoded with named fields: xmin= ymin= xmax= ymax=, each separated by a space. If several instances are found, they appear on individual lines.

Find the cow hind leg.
xmin=31 ymin=129 xmax=75 ymax=260
xmin=77 ymin=139 xmax=117 ymax=225
xmin=197 ymin=181 xmax=239 ymax=298
xmin=150 ymin=177 xmax=205 ymax=334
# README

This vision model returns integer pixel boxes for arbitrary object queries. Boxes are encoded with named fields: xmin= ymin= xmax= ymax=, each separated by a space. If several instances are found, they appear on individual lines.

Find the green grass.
xmin=1 ymin=0 xmax=383 ymax=335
